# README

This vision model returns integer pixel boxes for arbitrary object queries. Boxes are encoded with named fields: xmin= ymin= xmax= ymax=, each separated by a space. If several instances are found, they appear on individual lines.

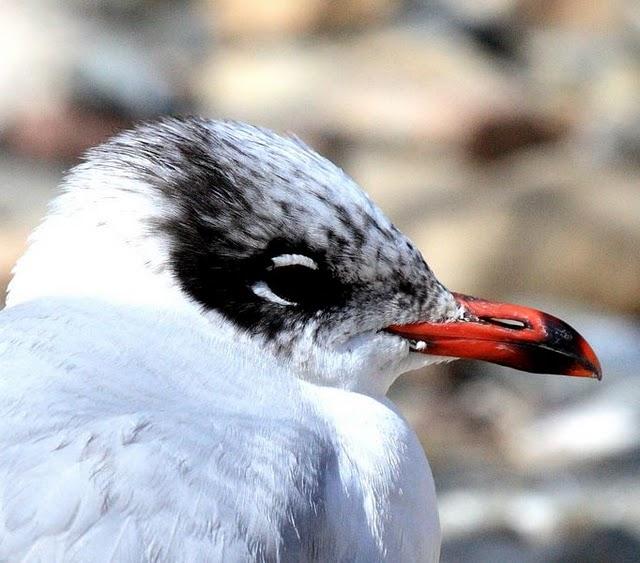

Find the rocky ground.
xmin=1 ymin=0 xmax=639 ymax=560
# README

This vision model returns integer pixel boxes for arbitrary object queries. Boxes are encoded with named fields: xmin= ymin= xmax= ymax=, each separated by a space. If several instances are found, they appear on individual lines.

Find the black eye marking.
xmin=262 ymin=265 xmax=321 ymax=306
xmin=256 ymin=254 xmax=320 ymax=306
xmin=253 ymin=253 xmax=346 ymax=309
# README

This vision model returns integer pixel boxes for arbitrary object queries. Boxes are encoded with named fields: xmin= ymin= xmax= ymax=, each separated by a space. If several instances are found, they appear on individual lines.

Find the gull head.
xmin=8 ymin=118 xmax=601 ymax=396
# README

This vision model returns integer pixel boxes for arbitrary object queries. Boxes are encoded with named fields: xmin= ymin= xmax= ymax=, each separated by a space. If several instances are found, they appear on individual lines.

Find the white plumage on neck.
xmin=0 ymin=297 xmax=440 ymax=561
xmin=8 ymin=170 xmax=186 ymax=311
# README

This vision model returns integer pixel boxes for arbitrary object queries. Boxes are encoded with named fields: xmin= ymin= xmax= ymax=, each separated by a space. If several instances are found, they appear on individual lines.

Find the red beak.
xmin=388 ymin=292 xmax=602 ymax=380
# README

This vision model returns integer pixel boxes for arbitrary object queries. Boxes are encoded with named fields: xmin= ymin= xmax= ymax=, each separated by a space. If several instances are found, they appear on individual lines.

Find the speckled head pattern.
xmin=93 ymin=119 xmax=456 ymax=340
xmin=10 ymin=117 xmax=460 ymax=392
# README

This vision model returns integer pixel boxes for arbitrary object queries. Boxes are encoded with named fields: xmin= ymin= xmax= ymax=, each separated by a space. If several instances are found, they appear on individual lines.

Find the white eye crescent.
xmin=251 ymin=281 xmax=296 ymax=306
xmin=251 ymin=253 xmax=318 ymax=306
xmin=270 ymin=254 xmax=318 ymax=270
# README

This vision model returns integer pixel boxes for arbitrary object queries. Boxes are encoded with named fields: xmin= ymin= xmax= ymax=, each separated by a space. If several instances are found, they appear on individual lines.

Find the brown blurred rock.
xmin=523 ymin=27 xmax=640 ymax=166
xmin=213 ymin=0 xmax=324 ymax=38
xmin=3 ymin=105 xmax=133 ymax=162
xmin=199 ymin=27 xmax=519 ymax=146
xmin=518 ymin=0 xmax=623 ymax=31
xmin=212 ymin=0 xmax=399 ymax=39
xmin=317 ymin=0 xmax=400 ymax=32
xmin=465 ymin=113 xmax=568 ymax=162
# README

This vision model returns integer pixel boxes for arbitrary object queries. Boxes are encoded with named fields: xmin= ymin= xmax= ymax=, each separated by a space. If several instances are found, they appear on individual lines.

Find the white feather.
xmin=251 ymin=281 xmax=296 ymax=306
xmin=271 ymin=254 xmax=318 ymax=270
xmin=0 ymin=299 xmax=440 ymax=561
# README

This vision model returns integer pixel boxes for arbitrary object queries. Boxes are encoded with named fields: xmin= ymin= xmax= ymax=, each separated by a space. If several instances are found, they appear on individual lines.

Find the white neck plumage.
xmin=7 ymin=172 xmax=186 ymax=313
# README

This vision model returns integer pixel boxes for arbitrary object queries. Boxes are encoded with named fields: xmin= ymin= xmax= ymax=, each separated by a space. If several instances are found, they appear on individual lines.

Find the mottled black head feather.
xmin=80 ymin=117 xmax=454 ymax=351
xmin=7 ymin=116 xmax=463 ymax=391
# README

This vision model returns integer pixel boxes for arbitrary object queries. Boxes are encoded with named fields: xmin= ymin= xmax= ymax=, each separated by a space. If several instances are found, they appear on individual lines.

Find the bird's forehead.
xmin=91 ymin=118 xmax=430 ymax=286
xmin=149 ymin=120 xmax=425 ymax=279
xmin=223 ymin=167 xmax=420 ymax=282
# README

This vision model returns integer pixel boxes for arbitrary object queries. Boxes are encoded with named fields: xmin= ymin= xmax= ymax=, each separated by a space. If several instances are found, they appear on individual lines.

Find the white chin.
xmin=398 ymin=352 xmax=454 ymax=375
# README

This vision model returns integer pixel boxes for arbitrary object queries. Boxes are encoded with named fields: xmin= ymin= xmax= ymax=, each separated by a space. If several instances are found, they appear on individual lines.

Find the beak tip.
xmin=580 ymin=365 xmax=602 ymax=381
xmin=578 ymin=341 xmax=602 ymax=381
xmin=554 ymin=348 xmax=601 ymax=380
xmin=592 ymin=363 xmax=603 ymax=381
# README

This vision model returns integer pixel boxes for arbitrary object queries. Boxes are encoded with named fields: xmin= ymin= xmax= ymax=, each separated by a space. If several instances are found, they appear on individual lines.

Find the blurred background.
xmin=1 ymin=0 xmax=639 ymax=560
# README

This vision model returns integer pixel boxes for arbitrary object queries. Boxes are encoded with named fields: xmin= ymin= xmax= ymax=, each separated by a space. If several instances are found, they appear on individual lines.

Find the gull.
xmin=0 ymin=117 xmax=601 ymax=562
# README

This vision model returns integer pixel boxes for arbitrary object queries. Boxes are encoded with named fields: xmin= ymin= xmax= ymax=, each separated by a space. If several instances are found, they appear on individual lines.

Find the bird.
xmin=0 ymin=117 xmax=601 ymax=562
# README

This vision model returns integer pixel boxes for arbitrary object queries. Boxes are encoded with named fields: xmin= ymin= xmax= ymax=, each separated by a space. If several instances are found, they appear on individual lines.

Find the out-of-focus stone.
xmin=499 ymin=311 xmax=640 ymax=470
xmin=578 ymin=50 xmax=640 ymax=165
xmin=439 ymin=0 xmax=518 ymax=23
xmin=345 ymin=146 xmax=463 ymax=216
xmin=518 ymin=0 xmax=623 ymax=31
xmin=524 ymin=29 xmax=640 ymax=166
xmin=0 ymin=3 xmax=71 ymax=128
xmin=548 ymin=527 xmax=640 ymax=563
xmin=212 ymin=0 xmax=399 ymax=39
xmin=321 ymin=28 xmax=519 ymax=144
xmin=0 ymin=1 xmax=200 ymax=154
xmin=197 ymin=44 xmax=327 ymax=130
xmin=3 ymin=105 xmax=132 ymax=162
xmin=198 ymin=27 xmax=518 ymax=146
xmin=213 ymin=0 xmax=325 ymax=39
xmin=318 ymin=0 xmax=400 ymax=31
xmin=465 ymin=112 xmax=568 ymax=162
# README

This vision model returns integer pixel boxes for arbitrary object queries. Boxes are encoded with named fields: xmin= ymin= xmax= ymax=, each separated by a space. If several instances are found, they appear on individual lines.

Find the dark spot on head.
xmin=398 ymin=278 xmax=416 ymax=297
xmin=351 ymin=229 xmax=366 ymax=250
xmin=325 ymin=228 xmax=349 ymax=252
xmin=277 ymin=200 xmax=292 ymax=214
xmin=313 ymin=191 xmax=330 ymax=206
xmin=334 ymin=204 xmax=352 ymax=229
xmin=87 ymin=117 xmax=445 ymax=353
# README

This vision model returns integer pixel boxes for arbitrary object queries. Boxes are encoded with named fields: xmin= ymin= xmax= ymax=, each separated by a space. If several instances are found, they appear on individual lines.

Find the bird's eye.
xmin=252 ymin=254 xmax=322 ymax=307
